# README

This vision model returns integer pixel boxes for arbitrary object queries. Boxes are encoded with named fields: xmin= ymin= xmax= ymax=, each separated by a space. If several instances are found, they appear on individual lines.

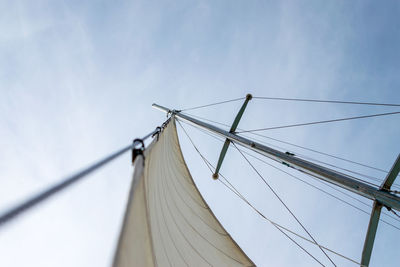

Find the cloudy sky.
xmin=0 ymin=0 xmax=399 ymax=266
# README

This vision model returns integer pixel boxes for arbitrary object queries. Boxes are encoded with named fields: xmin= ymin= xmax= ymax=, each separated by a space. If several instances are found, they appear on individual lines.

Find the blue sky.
xmin=0 ymin=1 xmax=399 ymax=266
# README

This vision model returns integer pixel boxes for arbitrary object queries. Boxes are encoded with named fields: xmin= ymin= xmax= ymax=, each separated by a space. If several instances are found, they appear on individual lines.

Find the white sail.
xmin=113 ymin=118 xmax=254 ymax=267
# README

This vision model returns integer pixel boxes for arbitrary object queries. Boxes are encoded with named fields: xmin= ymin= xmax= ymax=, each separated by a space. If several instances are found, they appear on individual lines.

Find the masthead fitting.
xmin=246 ymin=94 xmax=253 ymax=101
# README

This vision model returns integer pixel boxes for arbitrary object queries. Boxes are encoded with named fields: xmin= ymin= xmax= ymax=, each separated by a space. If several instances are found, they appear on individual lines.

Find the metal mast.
xmin=153 ymin=102 xmax=400 ymax=266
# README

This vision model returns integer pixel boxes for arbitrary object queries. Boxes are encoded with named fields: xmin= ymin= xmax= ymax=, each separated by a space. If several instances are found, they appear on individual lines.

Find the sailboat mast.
xmin=152 ymin=103 xmax=400 ymax=212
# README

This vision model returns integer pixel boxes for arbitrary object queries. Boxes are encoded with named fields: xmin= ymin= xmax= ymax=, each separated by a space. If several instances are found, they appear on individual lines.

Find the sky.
xmin=0 ymin=0 xmax=399 ymax=266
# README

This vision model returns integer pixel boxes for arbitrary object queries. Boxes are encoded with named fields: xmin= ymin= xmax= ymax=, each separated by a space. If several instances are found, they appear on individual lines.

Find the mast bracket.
xmin=282 ymin=162 xmax=291 ymax=167
xmin=131 ymin=139 xmax=145 ymax=165
xmin=212 ymin=94 xmax=252 ymax=179
xmin=361 ymin=154 xmax=400 ymax=266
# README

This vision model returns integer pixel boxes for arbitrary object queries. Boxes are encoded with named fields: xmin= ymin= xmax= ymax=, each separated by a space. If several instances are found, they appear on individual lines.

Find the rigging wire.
xmin=178 ymin=113 xmax=389 ymax=189
xmin=241 ymin=150 xmax=400 ymax=229
xmin=218 ymin=177 xmax=365 ymax=266
xmin=181 ymin=111 xmax=399 ymax=181
xmin=0 ymin=123 xmax=168 ymax=227
xmin=236 ymin=131 xmax=388 ymax=189
xmin=242 ymin=131 xmax=398 ymax=179
xmin=177 ymin=120 xmax=364 ymax=266
xmin=180 ymin=112 xmax=233 ymax=129
xmin=180 ymin=97 xmax=245 ymax=111
xmin=252 ymin=96 xmax=400 ymax=107
xmin=180 ymin=96 xmax=398 ymax=178
xmin=176 ymin=120 xmax=325 ymax=266
xmin=287 ymin=153 xmax=381 ymax=187
xmin=391 ymin=210 xmax=400 ymax=219
xmin=231 ymin=142 xmax=337 ymax=266
xmin=239 ymin=132 xmax=400 ymax=192
xmin=181 ymin=120 xmax=400 ymax=229
xmin=236 ymin=111 xmax=400 ymax=133
xmin=180 ymin=100 xmax=398 ymax=180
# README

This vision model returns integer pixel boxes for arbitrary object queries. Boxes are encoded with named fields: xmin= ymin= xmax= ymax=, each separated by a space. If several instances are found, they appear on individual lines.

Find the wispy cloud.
xmin=0 ymin=1 xmax=399 ymax=266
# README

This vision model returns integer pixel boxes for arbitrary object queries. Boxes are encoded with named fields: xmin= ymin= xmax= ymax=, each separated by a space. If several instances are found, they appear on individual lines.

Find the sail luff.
xmin=113 ymin=118 xmax=254 ymax=266
xmin=113 ymin=138 xmax=158 ymax=267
